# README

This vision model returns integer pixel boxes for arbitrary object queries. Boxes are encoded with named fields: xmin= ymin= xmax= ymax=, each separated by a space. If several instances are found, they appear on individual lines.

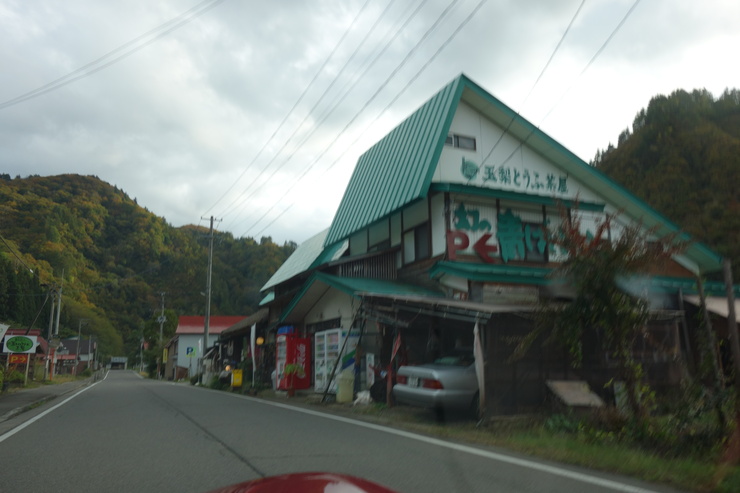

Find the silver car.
xmin=393 ymin=355 xmax=479 ymax=417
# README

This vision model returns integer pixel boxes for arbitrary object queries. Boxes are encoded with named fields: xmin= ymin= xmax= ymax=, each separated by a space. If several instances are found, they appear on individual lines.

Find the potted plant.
xmin=282 ymin=363 xmax=305 ymax=397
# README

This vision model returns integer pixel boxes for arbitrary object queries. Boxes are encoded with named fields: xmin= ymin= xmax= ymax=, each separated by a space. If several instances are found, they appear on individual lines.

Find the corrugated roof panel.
xmin=261 ymin=229 xmax=333 ymax=291
xmin=325 ymin=76 xmax=461 ymax=246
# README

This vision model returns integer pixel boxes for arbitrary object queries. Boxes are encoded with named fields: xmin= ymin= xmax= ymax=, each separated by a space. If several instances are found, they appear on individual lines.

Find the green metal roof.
xmin=279 ymin=272 xmax=443 ymax=323
xmin=324 ymin=76 xmax=463 ymax=246
xmin=324 ymin=73 xmax=723 ymax=274
xmin=258 ymin=291 xmax=274 ymax=306
xmin=261 ymin=229 xmax=348 ymax=292
xmin=430 ymin=261 xmax=552 ymax=285
xmin=430 ymin=261 xmax=740 ymax=297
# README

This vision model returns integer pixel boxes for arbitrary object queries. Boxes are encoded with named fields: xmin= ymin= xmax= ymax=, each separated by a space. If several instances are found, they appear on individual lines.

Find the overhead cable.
xmin=204 ymin=0 xmax=375 ymax=217
xmin=240 ymin=0 xmax=461 ymax=237
xmin=250 ymin=0 xmax=489 ymax=239
xmin=0 ymin=0 xmax=227 ymax=110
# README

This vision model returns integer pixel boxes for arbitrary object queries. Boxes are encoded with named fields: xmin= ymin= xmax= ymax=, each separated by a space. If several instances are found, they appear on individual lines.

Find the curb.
xmin=0 ymin=379 xmax=92 ymax=423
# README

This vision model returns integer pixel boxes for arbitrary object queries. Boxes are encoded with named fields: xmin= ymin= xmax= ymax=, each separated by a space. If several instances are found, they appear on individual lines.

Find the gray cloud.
xmin=1 ymin=0 xmax=738 ymax=244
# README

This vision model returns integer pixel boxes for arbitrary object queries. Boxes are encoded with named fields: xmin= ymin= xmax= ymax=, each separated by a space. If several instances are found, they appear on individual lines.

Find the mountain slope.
xmin=0 ymin=174 xmax=295 ymax=360
xmin=593 ymin=88 xmax=740 ymax=278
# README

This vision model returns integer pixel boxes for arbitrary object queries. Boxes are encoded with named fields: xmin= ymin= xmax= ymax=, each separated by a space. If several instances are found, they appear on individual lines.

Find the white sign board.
xmin=3 ymin=335 xmax=38 ymax=354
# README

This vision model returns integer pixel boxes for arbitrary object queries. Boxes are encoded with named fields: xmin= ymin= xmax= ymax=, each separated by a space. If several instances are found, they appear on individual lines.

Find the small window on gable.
xmin=445 ymin=133 xmax=476 ymax=151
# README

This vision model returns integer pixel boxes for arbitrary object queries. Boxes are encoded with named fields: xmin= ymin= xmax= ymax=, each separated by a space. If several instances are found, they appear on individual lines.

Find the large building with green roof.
xmin=255 ymin=74 xmax=736 ymax=414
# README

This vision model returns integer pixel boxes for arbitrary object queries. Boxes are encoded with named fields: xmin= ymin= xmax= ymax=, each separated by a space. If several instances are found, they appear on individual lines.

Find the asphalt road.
xmin=0 ymin=371 xmax=681 ymax=493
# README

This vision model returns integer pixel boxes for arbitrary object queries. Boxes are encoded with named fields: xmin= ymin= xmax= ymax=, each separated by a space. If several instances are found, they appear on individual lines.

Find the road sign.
xmin=9 ymin=354 xmax=29 ymax=364
xmin=186 ymin=347 xmax=196 ymax=358
xmin=3 ymin=335 xmax=37 ymax=354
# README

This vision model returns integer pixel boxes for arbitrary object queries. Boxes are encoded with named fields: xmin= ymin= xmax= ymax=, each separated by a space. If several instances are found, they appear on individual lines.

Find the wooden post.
xmin=723 ymin=260 xmax=740 ymax=393
xmin=697 ymin=277 xmax=724 ymax=385
xmin=722 ymin=260 xmax=740 ymax=464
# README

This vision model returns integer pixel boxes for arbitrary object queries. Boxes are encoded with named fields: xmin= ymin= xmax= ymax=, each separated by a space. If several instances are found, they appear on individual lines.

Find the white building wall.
xmin=304 ymin=289 xmax=356 ymax=329
xmin=430 ymin=193 xmax=446 ymax=257
xmin=432 ymin=102 xmax=601 ymax=204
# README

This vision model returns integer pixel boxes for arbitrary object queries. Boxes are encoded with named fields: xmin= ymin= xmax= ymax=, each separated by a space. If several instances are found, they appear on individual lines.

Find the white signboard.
xmin=3 ymin=335 xmax=38 ymax=354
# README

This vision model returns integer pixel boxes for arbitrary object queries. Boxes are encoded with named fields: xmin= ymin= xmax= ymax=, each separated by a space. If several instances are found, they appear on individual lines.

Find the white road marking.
xmin=0 ymin=380 xmax=102 ymax=443
xmin=223 ymin=392 xmax=661 ymax=493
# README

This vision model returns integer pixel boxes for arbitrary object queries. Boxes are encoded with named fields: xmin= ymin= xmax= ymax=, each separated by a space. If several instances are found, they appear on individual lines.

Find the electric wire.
xmin=240 ymin=0 xmax=462 ymax=237
xmin=0 ymin=0 xmax=227 ymax=110
xmin=250 ymin=0 xmax=489 ymax=239
xmin=481 ymin=0 xmax=587 ymax=165
xmin=203 ymin=0 xmax=374 ymax=217
xmin=491 ymin=0 xmax=643 ymax=170
xmin=219 ymin=0 xmax=421 ymax=230
xmin=218 ymin=0 xmax=400 ymax=228
xmin=0 ymin=231 xmax=39 ymax=280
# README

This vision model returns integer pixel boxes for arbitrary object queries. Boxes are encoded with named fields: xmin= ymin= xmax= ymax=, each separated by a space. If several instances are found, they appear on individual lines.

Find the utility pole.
xmin=76 ymin=319 xmax=88 ymax=376
xmin=158 ymin=292 xmax=166 ymax=345
xmin=54 ymin=279 xmax=63 ymax=336
xmin=201 ymin=215 xmax=219 ymax=385
xmin=45 ymin=286 xmax=57 ymax=381
xmin=156 ymin=292 xmax=166 ymax=379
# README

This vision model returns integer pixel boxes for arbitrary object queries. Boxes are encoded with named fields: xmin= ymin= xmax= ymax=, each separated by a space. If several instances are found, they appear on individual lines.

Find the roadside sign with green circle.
xmin=5 ymin=335 xmax=36 ymax=353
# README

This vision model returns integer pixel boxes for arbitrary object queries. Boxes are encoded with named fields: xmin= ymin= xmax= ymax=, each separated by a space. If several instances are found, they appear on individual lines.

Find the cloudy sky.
xmin=1 ymin=0 xmax=738 ymax=245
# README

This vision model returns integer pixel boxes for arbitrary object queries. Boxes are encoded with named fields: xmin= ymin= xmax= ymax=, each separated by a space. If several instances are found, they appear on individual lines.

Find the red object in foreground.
xmin=207 ymin=472 xmax=398 ymax=493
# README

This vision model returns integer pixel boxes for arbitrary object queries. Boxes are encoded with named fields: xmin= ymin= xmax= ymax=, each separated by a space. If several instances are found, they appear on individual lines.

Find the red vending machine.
xmin=276 ymin=327 xmax=311 ymax=391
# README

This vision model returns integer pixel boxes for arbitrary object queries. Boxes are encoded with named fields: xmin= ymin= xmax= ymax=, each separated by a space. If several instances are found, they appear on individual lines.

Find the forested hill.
xmin=0 ymin=174 xmax=296 ymax=360
xmin=593 ymin=88 xmax=740 ymax=279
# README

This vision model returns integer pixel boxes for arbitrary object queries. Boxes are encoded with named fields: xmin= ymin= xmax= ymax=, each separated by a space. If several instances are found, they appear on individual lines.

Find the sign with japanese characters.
xmin=3 ymin=335 xmax=37 ymax=354
xmin=447 ymin=199 xmax=606 ymax=265
xmin=459 ymin=157 xmax=570 ymax=197
xmin=447 ymin=200 xmax=548 ymax=264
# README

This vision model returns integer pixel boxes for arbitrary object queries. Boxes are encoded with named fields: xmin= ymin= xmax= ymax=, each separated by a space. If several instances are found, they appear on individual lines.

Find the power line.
xmin=491 ymin=0 xmax=644 ymax=169
xmin=219 ymin=0 xmax=419 ymax=230
xmin=203 ymin=0 xmax=375 ymax=218
xmin=0 ymin=231 xmax=39 ymax=279
xmin=481 ymin=0 xmax=586 ymax=165
xmin=0 ymin=0 xmax=227 ymax=110
xmin=237 ymin=0 xmax=460 ymax=237
xmin=250 ymin=0 xmax=489 ymax=239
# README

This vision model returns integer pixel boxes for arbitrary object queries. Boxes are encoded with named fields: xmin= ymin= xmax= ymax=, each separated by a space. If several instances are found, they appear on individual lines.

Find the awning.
xmin=430 ymin=261 xmax=552 ymax=285
xmin=684 ymin=295 xmax=740 ymax=323
xmin=360 ymin=292 xmax=536 ymax=324
xmin=279 ymin=272 xmax=444 ymax=323
xmin=220 ymin=309 xmax=269 ymax=338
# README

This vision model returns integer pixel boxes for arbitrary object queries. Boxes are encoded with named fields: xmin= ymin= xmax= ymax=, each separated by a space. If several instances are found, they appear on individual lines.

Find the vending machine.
xmin=314 ymin=328 xmax=360 ymax=393
xmin=276 ymin=328 xmax=311 ymax=391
